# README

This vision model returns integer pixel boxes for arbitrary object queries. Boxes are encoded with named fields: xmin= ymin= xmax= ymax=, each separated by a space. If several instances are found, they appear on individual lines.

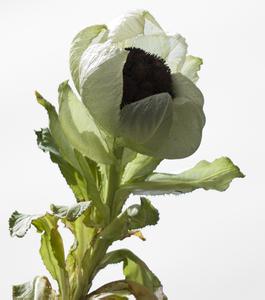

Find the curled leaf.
xmin=13 ymin=276 xmax=57 ymax=300
xmin=118 ymin=157 xmax=244 ymax=196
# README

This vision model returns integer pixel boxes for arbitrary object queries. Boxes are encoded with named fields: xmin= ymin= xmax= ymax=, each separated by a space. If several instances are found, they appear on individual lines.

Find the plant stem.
xmin=73 ymin=151 xmax=123 ymax=299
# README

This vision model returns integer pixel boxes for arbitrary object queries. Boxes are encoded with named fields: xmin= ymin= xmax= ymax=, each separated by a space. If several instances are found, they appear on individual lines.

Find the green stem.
xmin=73 ymin=237 xmax=110 ymax=299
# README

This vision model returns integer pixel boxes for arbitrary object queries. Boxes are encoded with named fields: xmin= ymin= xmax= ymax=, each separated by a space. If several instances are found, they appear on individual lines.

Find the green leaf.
xmin=120 ymin=147 xmax=137 ymax=170
xmin=9 ymin=211 xmax=70 ymax=298
xmin=121 ymin=153 xmax=161 ymax=184
xmin=50 ymin=201 xmax=91 ymax=222
xmin=58 ymin=81 xmax=113 ymax=164
xmin=73 ymin=150 xmax=109 ymax=220
xmin=65 ymin=215 xmax=98 ymax=298
xmin=118 ymin=157 xmax=244 ymax=196
xmin=86 ymin=280 xmax=158 ymax=300
xmin=50 ymin=152 xmax=89 ymax=201
xmin=35 ymin=128 xmax=89 ymax=201
xmin=36 ymin=91 xmax=80 ymax=172
xmin=98 ymin=249 xmax=166 ymax=298
xmin=70 ymin=24 xmax=108 ymax=92
xmin=35 ymin=128 xmax=60 ymax=156
xmin=99 ymin=197 xmax=159 ymax=242
xmin=35 ymin=129 xmax=107 ymax=211
xmin=9 ymin=211 xmax=41 ymax=238
xmin=13 ymin=276 xmax=57 ymax=300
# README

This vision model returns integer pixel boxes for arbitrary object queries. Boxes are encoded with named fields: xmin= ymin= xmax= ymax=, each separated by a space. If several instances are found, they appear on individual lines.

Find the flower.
xmin=69 ymin=10 xmax=205 ymax=159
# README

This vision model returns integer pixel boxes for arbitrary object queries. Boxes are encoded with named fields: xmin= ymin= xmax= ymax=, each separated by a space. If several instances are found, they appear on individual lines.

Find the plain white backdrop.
xmin=1 ymin=0 xmax=264 ymax=299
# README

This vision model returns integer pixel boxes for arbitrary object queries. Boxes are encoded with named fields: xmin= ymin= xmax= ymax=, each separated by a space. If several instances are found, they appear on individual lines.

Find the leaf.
xmin=98 ymin=249 xmax=166 ymax=298
xmin=65 ymin=215 xmax=98 ymax=299
xmin=50 ymin=201 xmax=91 ymax=222
xmin=118 ymin=157 xmax=244 ymax=196
xmin=9 ymin=211 xmax=41 ymax=238
xmin=35 ymin=128 xmax=60 ymax=156
xmin=74 ymin=150 xmax=109 ymax=219
xmin=13 ymin=276 xmax=57 ymax=300
xmin=50 ymin=152 xmax=89 ymax=201
xmin=99 ymin=197 xmax=159 ymax=242
xmin=58 ymin=81 xmax=113 ymax=164
xmin=35 ymin=129 xmax=107 ymax=211
xmin=121 ymin=153 xmax=161 ymax=184
xmin=9 ymin=211 xmax=70 ymax=298
xmin=36 ymin=91 xmax=80 ymax=172
xmin=86 ymin=280 xmax=158 ymax=300
xmin=35 ymin=128 xmax=88 ymax=201
xmin=120 ymin=147 xmax=137 ymax=170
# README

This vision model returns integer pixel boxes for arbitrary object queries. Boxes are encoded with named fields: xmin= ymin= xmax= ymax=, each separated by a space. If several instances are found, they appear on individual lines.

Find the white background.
xmin=1 ymin=0 xmax=264 ymax=299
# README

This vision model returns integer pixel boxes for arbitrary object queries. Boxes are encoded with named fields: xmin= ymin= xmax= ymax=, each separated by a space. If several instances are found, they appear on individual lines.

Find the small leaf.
xmin=13 ymin=276 xmax=57 ymax=300
xmin=35 ymin=128 xmax=60 ymax=156
xmin=86 ymin=280 xmax=158 ymax=300
xmin=36 ymin=91 xmax=80 ymax=172
xmin=99 ymin=197 xmax=159 ymax=242
xmin=9 ymin=211 xmax=41 ymax=238
xmin=9 ymin=211 xmax=70 ymax=298
xmin=121 ymin=153 xmax=161 ymax=184
xmin=118 ymin=157 xmax=244 ymax=196
xmin=127 ymin=230 xmax=146 ymax=241
xmin=50 ymin=201 xmax=91 ymax=222
xmin=98 ymin=249 xmax=165 ymax=297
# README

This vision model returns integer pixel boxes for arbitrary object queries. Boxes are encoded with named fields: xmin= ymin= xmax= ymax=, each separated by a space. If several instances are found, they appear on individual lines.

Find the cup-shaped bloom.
xmin=70 ymin=10 xmax=205 ymax=159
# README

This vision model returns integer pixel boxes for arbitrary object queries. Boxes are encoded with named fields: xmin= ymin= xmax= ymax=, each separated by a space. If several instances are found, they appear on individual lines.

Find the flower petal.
xmin=108 ymin=10 xmax=164 ymax=43
xmin=80 ymin=42 xmax=128 ymax=135
xmin=165 ymin=34 xmax=187 ymax=73
xmin=181 ymin=55 xmax=203 ymax=83
xmin=151 ymin=73 xmax=205 ymax=159
xmin=119 ymin=93 xmax=173 ymax=152
xmin=70 ymin=25 xmax=108 ymax=92
xmin=130 ymin=34 xmax=170 ymax=59
xmin=58 ymin=81 xmax=113 ymax=164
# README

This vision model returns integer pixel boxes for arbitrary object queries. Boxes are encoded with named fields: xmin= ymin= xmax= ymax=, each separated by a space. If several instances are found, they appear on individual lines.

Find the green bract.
xmin=70 ymin=9 xmax=205 ymax=159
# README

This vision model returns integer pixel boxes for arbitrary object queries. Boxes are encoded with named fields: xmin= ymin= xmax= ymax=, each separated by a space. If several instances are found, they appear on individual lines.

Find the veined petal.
xmin=58 ymin=81 xmax=113 ymax=164
xmin=181 ymin=55 xmax=203 ymax=83
xmin=119 ymin=93 xmax=173 ymax=153
xmin=150 ymin=73 xmax=205 ymax=159
xmin=70 ymin=25 xmax=108 ymax=92
xmin=80 ymin=42 xmax=128 ymax=135
xmin=173 ymin=72 xmax=204 ymax=107
xmin=108 ymin=10 xmax=164 ymax=43
xmin=130 ymin=34 xmax=170 ymax=60
xmin=129 ymin=34 xmax=187 ymax=74
xmin=165 ymin=34 xmax=187 ymax=73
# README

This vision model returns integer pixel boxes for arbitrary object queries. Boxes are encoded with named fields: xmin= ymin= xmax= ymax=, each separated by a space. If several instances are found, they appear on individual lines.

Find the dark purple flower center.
xmin=121 ymin=47 xmax=173 ymax=109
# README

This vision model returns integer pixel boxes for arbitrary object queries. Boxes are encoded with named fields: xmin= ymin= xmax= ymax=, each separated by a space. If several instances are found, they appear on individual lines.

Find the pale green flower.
xmin=69 ymin=10 xmax=205 ymax=159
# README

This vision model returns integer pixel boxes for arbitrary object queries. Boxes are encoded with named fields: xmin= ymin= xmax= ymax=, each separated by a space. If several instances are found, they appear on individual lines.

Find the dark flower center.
xmin=121 ymin=47 xmax=173 ymax=109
